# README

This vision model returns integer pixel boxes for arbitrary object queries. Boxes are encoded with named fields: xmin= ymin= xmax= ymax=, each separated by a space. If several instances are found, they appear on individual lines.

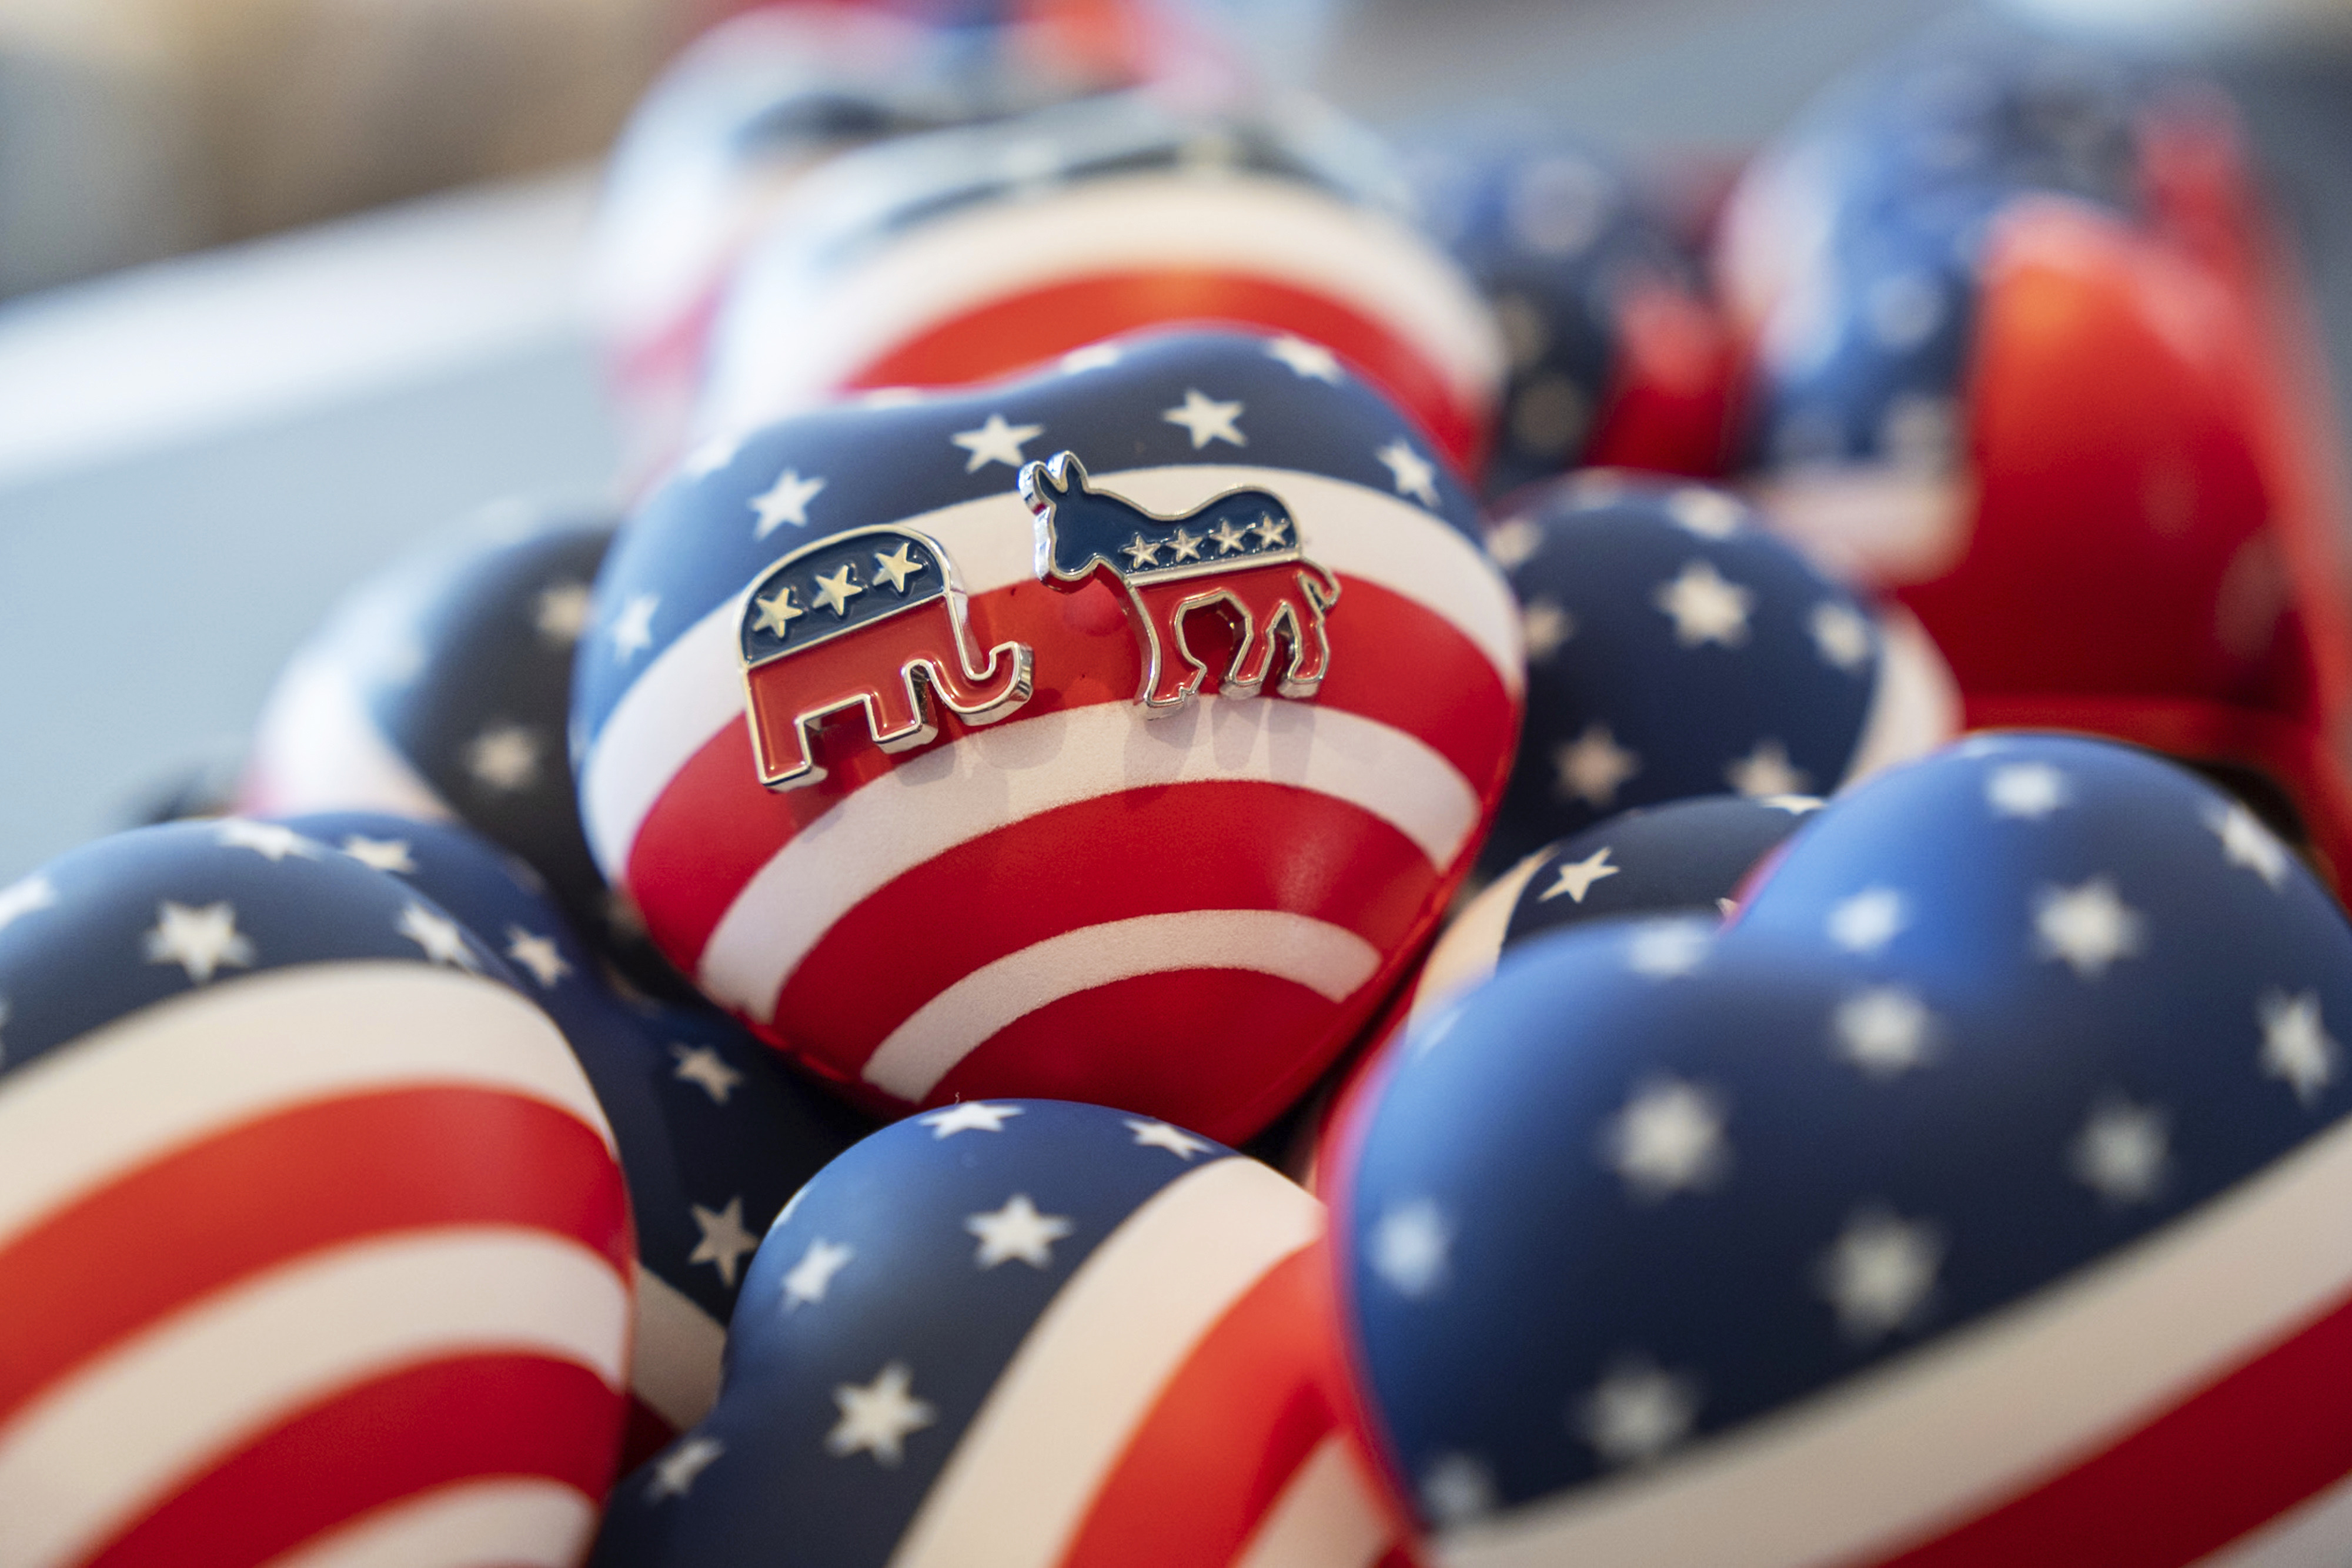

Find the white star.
xmin=534 ymin=581 xmax=593 ymax=644
xmin=1167 ymin=527 xmax=1204 ymax=562
xmin=1485 ymin=516 xmax=1542 ymax=569
xmin=338 ymin=835 xmax=416 ymax=874
xmin=1828 ymin=887 xmax=1907 ymax=955
xmin=670 ymin=1042 xmax=744 ymax=1104
xmin=1818 ymin=1207 xmax=1942 ymax=1342
xmin=503 ymin=926 xmax=572 ymax=988
xmin=1375 ymin=439 xmax=1441 ymax=507
xmin=1127 ymin=1118 xmax=1212 ymax=1158
xmin=0 ymin=874 xmax=56 ymax=932
xmin=2072 ymin=1098 xmax=2169 ymax=1203
xmin=2210 ymin=801 xmax=2290 ymax=891
xmin=1541 ymin=846 xmax=1619 ymax=905
xmin=647 ymin=1435 xmax=724 ymax=1501
xmin=396 ymin=901 xmax=478 ymax=969
xmin=750 ymin=468 xmax=826 ymax=538
xmin=1578 ymin=1358 xmax=1701 ymax=1467
xmin=2034 ymin=878 xmax=2143 ymax=980
xmin=827 ymin=1362 xmax=936 ymax=1466
xmin=921 ymin=1102 xmax=1023 ymax=1137
xmin=811 ymin=564 xmax=866 ymax=617
xmin=1762 ymin=795 xmax=1826 ymax=815
xmin=1554 ymin=723 xmax=1641 ymax=810
xmin=687 ymin=1195 xmax=761 ymax=1288
xmin=1162 ymin=388 xmax=1247 ymax=449
xmin=1520 ymin=599 xmax=1573 ymax=661
xmin=1061 ymin=343 xmax=1123 ymax=374
xmin=1267 ymin=335 xmax=1343 ymax=382
xmin=610 ymin=594 xmax=659 ymax=661
xmin=783 ymin=1236 xmax=854 ymax=1308
xmin=145 ymin=901 xmax=255 ymax=984
xmin=1368 ymin=1198 xmax=1451 ymax=1298
xmin=872 ymin=542 xmax=927 ymax=593
xmin=1833 ymin=986 xmax=1939 ymax=1078
xmin=1665 ymin=488 xmax=1744 ymax=539
xmin=1725 ymin=738 xmax=1810 ymax=799
xmin=679 ymin=432 xmax=741 ymax=479
xmin=2261 ymin=989 xmax=2339 ymax=1105
xmin=1653 ymin=560 xmax=1755 ymax=648
xmin=1809 ymin=601 xmax=1875 ymax=673
xmin=1209 ymin=519 xmax=1248 ymax=554
xmin=1248 ymin=514 xmax=1291 ymax=547
xmin=1418 ymin=1455 xmax=1497 ymax=1527
xmin=1626 ymin=920 xmax=1710 ymax=978
xmin=965 ymin=1193 xmax=1074 ymax=1269
xmin=751 ymin=586 xmax=804 ymax=638
xmin=1603 ymin=1078 xmax=1729 ymax=1199
xmin=950 ymin=413 xmax=1045 ymax=473
xmin=465 ymin=723 xmax=542 ymax=793
xmin=215 ymin=820 xmax=318 ymax=861
xmin=1987 ymin=762 xmax=2069 ymax=820
xmin=1120 ymin=533 xmax=1164 ymax=570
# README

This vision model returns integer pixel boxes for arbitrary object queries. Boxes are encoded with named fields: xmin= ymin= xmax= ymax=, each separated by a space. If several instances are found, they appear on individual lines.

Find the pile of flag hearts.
xmin=12 ymin=9 xmax=2352 ymax=1568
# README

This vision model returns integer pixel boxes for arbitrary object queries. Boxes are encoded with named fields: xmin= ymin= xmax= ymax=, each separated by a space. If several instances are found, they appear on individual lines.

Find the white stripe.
xmin=1234 ymin=1433 xmax=1397 ymax=1568
xmin=258 ymin=1477 xmax=597 ymax=1568
xmin=863 ymin=911 xmax=1382 ymax=1100
xmin=1410 ymin=852 xmax=1551 ymax=1028
xmin=630 ymin=1262 xmax=728 ymax=1432
xmin=577 ymin=466 xmax=1517 ymax=882
xmin=242 ymin=651 xmax=453 ymax=821
xmin=0 ymin=962 xmax=610 ymax=1255
xmin=1439 ymin=1109 xmax=2352 ymax=1568
xmin=889 ymin=1157 xmax=1323 ymax=1568
xmin=0 ymin=1228 xmax=630 ymax=1568
xmin=1839 ymin=606 xmax=1960 ymax=791
xmin=2193 ymin=1466 xmax=2352 ymax=1568
xmin=703 ymin=170 xmax=1504 ymax=436
xmin=698 ymin=696 xmax=1478 ymax=1022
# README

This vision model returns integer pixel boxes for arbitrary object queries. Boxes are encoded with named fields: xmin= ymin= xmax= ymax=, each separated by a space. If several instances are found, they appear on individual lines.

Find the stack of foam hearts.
xmin=1479 ymin=470 xmax=1956 ymax=873
xmin=695 ymin=89 xmax=1505 ymax=474
xmin=1332 ymin=734 xmax=2352 ymax=1563
xmin=272 ymin=810 xmax=872 ymax=1462
xmin=592 ymin=1099 xmax=1405 ymax=1568
xmin=572 ymin=329 xmax=1522 ymax=1145
xmin=0 ymin=820 xmax=632 ymax=1566
xmin=1398 ymin=123 xmax=1731 ymax=493
xmin=240 ymin=505 xmax=685 ymax=994
xmin=1721 ymin=17 xmax=2352 ymax=886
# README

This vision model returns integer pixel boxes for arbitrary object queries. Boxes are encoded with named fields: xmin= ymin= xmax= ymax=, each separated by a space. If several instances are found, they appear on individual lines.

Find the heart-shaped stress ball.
xmin=1481 ymin=470 xmax=1955 ymax=871
xmin=1335 ymin=734 xmax=2352 ymax=1567
xmin=593 ymin=1098 xmax=1402 ymax=1568
xmin=575 ymin=329 xmax=1522 ymax=1143
xmin=276 ymin=810 xmax=872 ymax=1457
xmin=0 ymin=820 xmax=632 ymax=1567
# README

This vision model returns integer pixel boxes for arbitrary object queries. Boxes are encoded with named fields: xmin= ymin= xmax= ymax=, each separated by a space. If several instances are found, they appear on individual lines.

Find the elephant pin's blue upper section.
xmin=739 ymin=529 xmax=950 ymax=667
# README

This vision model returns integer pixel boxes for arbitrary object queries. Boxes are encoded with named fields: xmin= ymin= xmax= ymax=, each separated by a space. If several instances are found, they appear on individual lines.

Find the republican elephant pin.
xmin=1020 ymin=452 xmax=1339 ymax=714
xmin=737 ymin=525 xmax=1034 ymax=790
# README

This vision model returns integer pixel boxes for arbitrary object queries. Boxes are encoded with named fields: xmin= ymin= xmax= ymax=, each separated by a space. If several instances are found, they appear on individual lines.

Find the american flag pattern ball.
xmin=1399 ymin=125 xmax=1729 ymax=493
xmin=698 ymin=90 xmax=1505 ymax=470
xmin=1481 ymin=470 xmax=1953 ymax=872
xmin=237 ymin=506 xmax=678 ymax=988
xmin=574 ymin=329 xmax=1521 ymax=1144
xmin=276 ymin=810 xmax=871 ymax=1456
xmin=593 ymin=1098 xmax=1405 ymax=1568
xmin=0 ymin=819 xmax=630 ymax=1568
xmin=1335 ymin=734 xmax=2352 ymax=1567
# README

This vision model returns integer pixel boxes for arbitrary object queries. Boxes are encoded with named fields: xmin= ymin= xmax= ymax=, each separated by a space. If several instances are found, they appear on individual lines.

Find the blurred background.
xmin=6 ymin=0 xmax=2352 ymax=883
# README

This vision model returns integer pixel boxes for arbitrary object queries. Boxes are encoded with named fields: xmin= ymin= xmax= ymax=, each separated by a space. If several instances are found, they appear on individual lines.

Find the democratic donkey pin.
xmin=737 ymin=525 xmax=1034 ymax=790
xmin=1021 ymin=452 xmax=1339 ymax=714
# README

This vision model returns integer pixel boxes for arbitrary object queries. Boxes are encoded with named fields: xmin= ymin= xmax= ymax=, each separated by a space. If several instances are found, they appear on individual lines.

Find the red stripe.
xmin=776 ymin=782 xmax=1436 ymax=1076
xmin=843 ymin=272 xmax=1489 ymax=472
xmin=82 ymin=1353 xmax=620 ymax=1568
xmin=1060 ymin=1240 xmax=1392 ymax=1568
xmin=930 ymin=966 xmax=1387 ymax=1145
xmin=1863 ymin=1280 xmax=2352 ymax=1568
xmin=623 ymin=574 xmax=1508 ymax=971
xmin=0 ymin=1089 xmax=627 ymax=1429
